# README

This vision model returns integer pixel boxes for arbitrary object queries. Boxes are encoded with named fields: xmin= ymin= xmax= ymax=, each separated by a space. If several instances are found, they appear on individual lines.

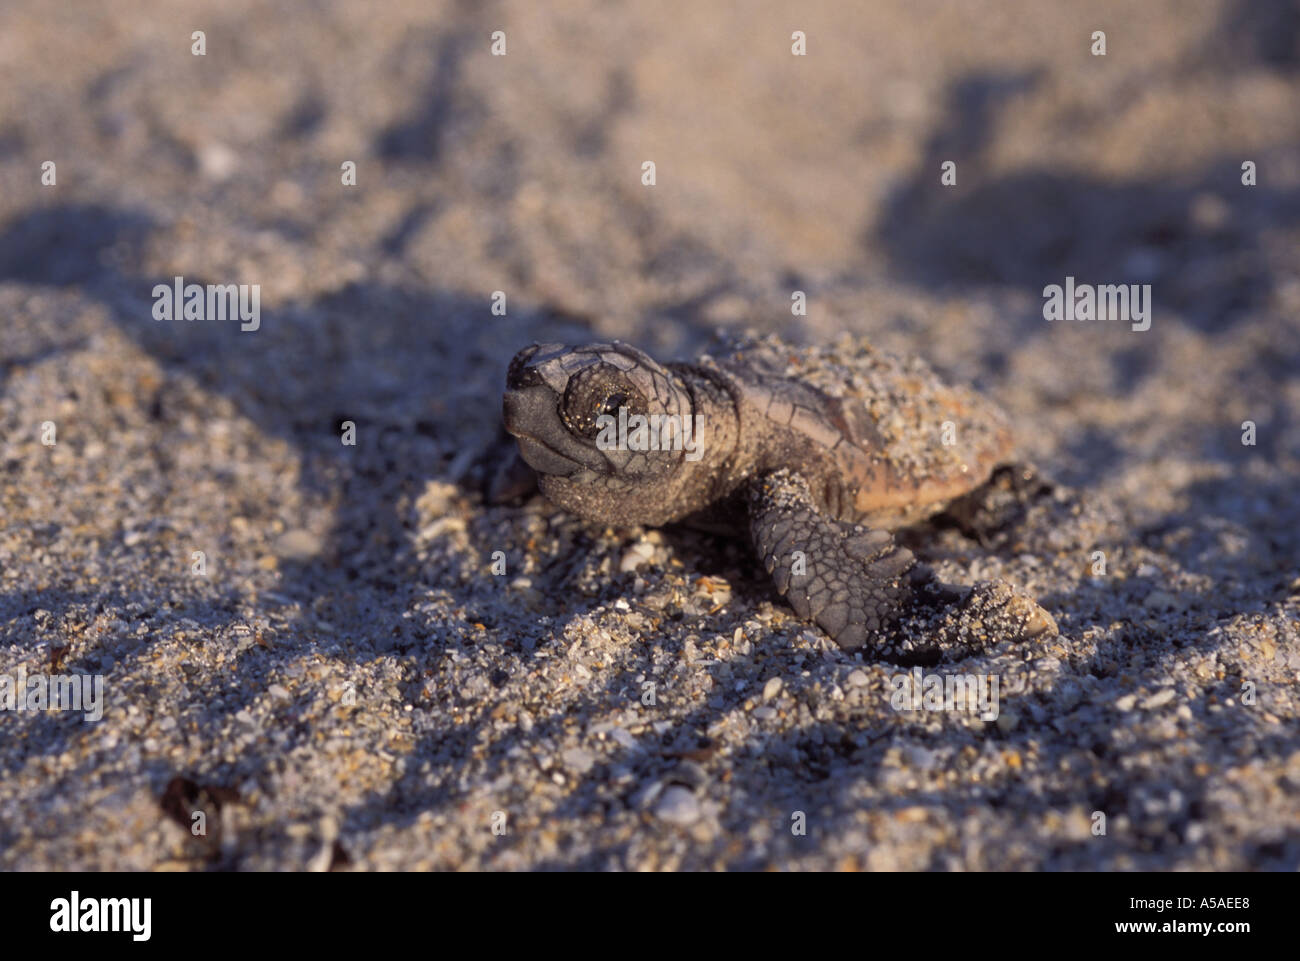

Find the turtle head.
xmin=502 ymin=342 xmax=710 ymax=525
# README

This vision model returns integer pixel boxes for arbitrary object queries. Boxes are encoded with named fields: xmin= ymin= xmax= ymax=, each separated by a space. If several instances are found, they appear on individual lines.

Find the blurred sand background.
xmin=0 ymin=0 xmax=1298 ymax=869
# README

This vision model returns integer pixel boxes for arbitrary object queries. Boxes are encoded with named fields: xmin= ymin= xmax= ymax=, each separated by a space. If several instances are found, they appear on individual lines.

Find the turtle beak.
xmin=502 ymin=385 xmax=582 ymax=477
xmin=515 ymin=436 xmax=582 ymax=476
xmin=503 ymin=343 xmax=583 ymax=476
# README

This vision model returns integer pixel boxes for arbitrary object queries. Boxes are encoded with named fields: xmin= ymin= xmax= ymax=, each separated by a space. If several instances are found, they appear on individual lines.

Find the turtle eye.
xmin=600 ymin=390 xmax=630 ymax=415
xmin=561 ymin=367 xmax=647 ymax=439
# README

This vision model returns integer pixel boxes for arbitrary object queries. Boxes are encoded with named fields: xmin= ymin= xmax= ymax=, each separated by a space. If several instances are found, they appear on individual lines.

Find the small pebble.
xmin=562 ymin=747 xmax=596 ymax=774
xmin=620 ymin=541 xmax=656 ymax=572
xmin=654 ymin=786 xmax=701 ymax=826
xmin=274 ymin=529 xmax=323 ymax=561
xmin=609 ymin=728 xmax=637 ymax=750
xmin=1141 ymin=689 xmax=1177 ymax=710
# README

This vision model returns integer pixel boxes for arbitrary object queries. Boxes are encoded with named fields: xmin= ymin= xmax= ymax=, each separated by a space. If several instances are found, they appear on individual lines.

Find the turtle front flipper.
xmin=746 ymin=469 xmax=1056 ymax=657
xmin=747 ymin=469 xmax=918 ymax=651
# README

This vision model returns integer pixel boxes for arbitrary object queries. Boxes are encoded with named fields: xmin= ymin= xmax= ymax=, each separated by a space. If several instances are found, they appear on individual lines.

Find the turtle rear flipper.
xmin=934 ymin=463 xmax=1055 ymax=546
xmin=747 ymin=469 xmax=1056 ymax=656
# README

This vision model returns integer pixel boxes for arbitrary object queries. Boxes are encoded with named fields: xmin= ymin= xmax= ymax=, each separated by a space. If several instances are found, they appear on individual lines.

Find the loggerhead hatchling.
xmin=502 ymin=331 xmax=1057 ymax=659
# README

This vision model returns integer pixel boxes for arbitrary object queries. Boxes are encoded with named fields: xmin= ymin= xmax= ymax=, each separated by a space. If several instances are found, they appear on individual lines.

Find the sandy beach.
xmin=0 ymin=0 xmax=1297 ymax=870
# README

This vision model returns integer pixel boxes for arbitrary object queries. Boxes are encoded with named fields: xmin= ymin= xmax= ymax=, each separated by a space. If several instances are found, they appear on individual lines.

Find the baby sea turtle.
xmin=502 ymin=331 xmax=1056 ymax=659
